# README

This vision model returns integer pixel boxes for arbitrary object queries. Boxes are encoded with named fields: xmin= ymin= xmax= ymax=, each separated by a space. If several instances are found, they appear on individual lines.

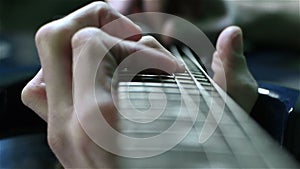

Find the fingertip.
xmin=217 ymin=26 xmax=242 ymax=48
xmin=222 ymin=26 xmax=242 ymax=37
xmin=227 ymin=26 xmax=242 ymax=34
xmin=216 ymin=26 xmax=243 ymax=58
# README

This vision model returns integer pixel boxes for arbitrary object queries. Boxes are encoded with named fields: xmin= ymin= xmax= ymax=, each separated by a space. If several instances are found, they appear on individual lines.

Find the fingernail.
xmin=232 ymin=31 xmax=243 ymax=53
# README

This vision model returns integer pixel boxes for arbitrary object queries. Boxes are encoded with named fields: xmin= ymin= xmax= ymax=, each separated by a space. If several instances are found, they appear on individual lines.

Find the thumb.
xmin=216 ymin=26 xmax=246 ymax=70
xmin=212 ymin=26 xmax=258 ymax=113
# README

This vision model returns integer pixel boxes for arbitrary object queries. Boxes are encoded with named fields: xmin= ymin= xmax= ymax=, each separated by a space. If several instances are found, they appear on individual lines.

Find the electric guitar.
xmin=116 ymin=45 xmax=299 ymax=168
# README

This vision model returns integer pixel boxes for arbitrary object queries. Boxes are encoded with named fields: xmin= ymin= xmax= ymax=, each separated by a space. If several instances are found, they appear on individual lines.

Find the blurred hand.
xmin=21 ymin=2 xmax=183 ymax=168
xmin=21 ymin=1 xmax=258 ymax=168
xmin=107 ymin=0 xmax=258 ymax=112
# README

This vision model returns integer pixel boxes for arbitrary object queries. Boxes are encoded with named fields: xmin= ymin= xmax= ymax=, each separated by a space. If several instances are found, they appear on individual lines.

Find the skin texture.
xmin=21 ymin=1 xmax=258 ymax=168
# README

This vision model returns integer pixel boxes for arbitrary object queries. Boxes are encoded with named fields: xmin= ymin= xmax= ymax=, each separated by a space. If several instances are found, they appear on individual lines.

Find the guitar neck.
xmin=116 ymin=46 xmax=299 ymax=168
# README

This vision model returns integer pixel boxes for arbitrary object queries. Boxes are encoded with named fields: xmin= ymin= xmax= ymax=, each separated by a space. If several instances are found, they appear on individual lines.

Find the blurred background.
xmin=0 ymin=0 xmax=299 ymax=168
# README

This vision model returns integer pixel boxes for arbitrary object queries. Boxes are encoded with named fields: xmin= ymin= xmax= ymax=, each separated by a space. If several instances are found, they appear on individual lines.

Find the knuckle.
xmin=90 ymin=1 xmax=110 ymax=12
xmin=92 ymin=1 xmax=117 ymax=22
xmin=35 ymin=1 xmax=113 ymax=49
xmin=71 ymin=27 xmax=103 ymax=49
xmin=35 ymin=21 xmax=73 ymax=47
xmin=90 ymin=1 xmax=107 ymax=8
xmin=35 ymin=24 xmax=53 ymax=46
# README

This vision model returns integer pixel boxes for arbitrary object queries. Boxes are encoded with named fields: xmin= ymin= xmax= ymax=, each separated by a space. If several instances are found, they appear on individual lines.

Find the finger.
xmin=35 ymin=2 xmax=142 ymax=111
xmin=21 ymin=69 xmax=48 ymax=121
xmin=215 ymin=26 xmax=246 ymax=70
xmin=213 ymin=26 xmax=258 ymax=113
xmin=72 ymin=31 xmax=118 ymax=130
xmin=71 ymin=28 xmax=185 ymax=132
xmin=72 ymin=28 xmax=185 ymax=77
xmin=115 ymin=36 xmax=186 ymax=73
xmin=138 ymin=35 xmax=185 ymax=72
xmin=67 ymin=1 xmax=142 ymax=41
xmin=138 ymin=35 xmax=174 ymax=57
xmin=138 ymin=35 xmax=166 ymax=49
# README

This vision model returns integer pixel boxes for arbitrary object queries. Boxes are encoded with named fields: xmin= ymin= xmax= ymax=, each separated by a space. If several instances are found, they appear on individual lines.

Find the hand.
xmin=212 ymin=26 xmax=258 ymax=113
xmin=107 ymin=1 xmax=258 ymax=112
xmin=21 ymin=2 xmax=183 ymax=168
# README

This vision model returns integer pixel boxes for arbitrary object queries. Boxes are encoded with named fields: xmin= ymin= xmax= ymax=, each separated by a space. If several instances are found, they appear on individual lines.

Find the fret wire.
xmin=119 ymin=82 xmax=177 ymax=87
xmin=120 ymin=46 xmax=206 ymax=114
xmin=118 ymin=74 xmax=175 ymax=82
xmin=198 ymin=81 xmax=212 ymax=86
xmin=133 ymin=77 xmax=176 ymax=83
xmin=118 ymin=92 xmax=207 ymax=101
xmin=118 ymin=84 xmax=197 ymax=90
xmin=172 ymin=47 xmax=217 ymax=99
xmin=183 ymin=47 xmax=266 ymax=159
xmin=195 ymin=77 xmax=209 ymax=82
xmin=175 ymin=76 xmax=192 ymax=80
xmin=193 ymin=74 xmax=206 ymax=79
xmin=178 ymin=46 xmax=250 ymax=166
xmin=118 ymin=88 xmax=215 ymax=95
xmin=172 ymin=46 xmax=229 ymax=166
xmin=177 ymin=80 xmax=195 ymax=84
xmin=118 ymin=46 xmax=218 ymax=113
xmin=118 ymin=73 xmax=174 ymax=78
xmin=191 ymin=72 xmax=205 ymax=75
xmin=182 ymin=46 xmax=208 ymax=75
xmin=185 ymin=47 xmax=270 ymax=160
xmin=118 ymin=88 xmax=180 ymax=94
xmin=174 ymin=73 xmax=190 ymax=76
xmin=174 ymin=46 xmax=241 ymax=160
xmin=171 ymin=46 xmax=210 ymax=121
xmin=180 ymin=47 xmax=272 ymax=166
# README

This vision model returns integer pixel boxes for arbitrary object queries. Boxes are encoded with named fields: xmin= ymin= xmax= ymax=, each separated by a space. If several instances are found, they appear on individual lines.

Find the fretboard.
xmin=116 ymin=46 xmax=299 ymax=168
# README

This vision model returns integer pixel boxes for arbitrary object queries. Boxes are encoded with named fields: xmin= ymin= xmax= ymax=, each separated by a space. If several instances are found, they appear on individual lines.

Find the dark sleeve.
xmin=250 ymin=94 xmax=289 ymax=144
